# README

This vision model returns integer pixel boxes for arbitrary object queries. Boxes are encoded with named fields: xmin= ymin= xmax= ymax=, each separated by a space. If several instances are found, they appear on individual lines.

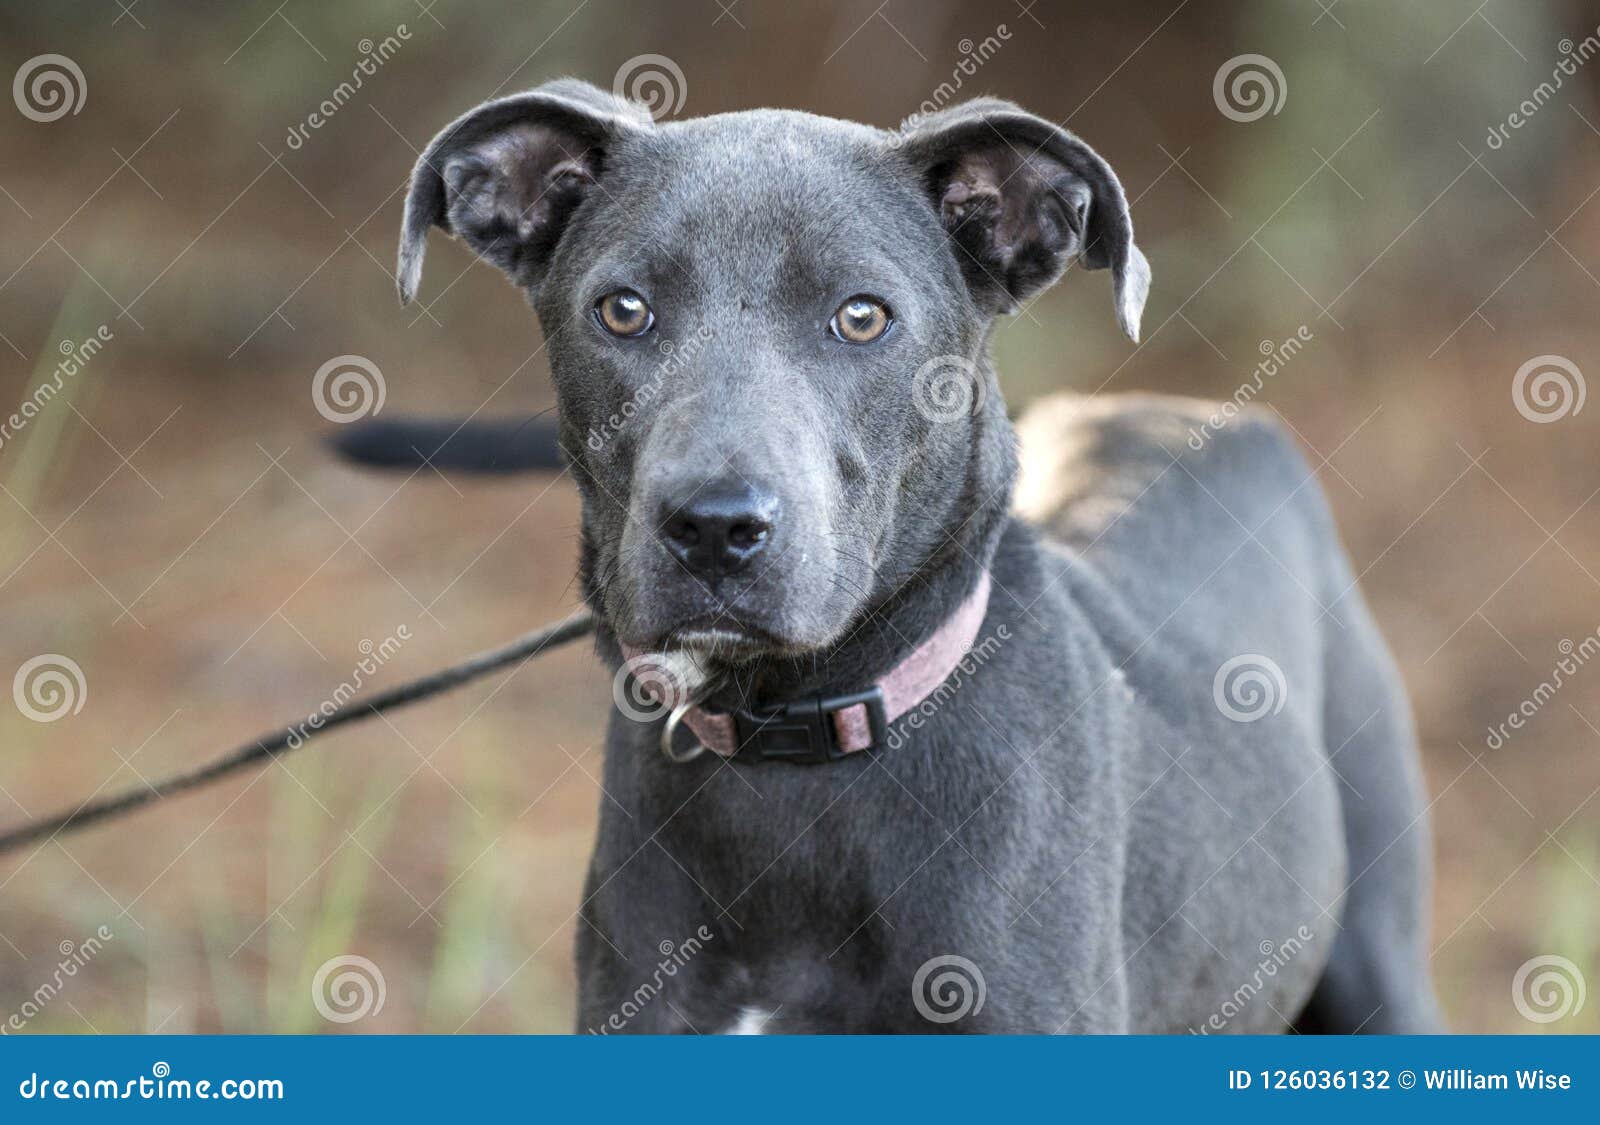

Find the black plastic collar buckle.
xmin=731 ymin=686 xmax=889 ymax=764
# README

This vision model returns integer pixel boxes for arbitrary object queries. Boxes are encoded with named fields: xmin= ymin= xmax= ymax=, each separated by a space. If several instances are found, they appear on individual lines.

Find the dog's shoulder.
xmin=1014 ymin=391 xmax=1308 ymax=539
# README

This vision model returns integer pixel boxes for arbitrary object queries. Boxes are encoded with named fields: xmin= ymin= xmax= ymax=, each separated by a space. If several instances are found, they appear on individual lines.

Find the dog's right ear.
xmin=397 ymin=79 xmax=650 ymax=304
xmin=897 ymin=98 xmax=1149 ymax=341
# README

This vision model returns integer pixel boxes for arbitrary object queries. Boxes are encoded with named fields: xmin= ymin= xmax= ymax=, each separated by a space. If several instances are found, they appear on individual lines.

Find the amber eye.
xmin=829 ymin=296 xmax=892 ymax=344
xmin=595 ymin=290 xmax=654 ymax=337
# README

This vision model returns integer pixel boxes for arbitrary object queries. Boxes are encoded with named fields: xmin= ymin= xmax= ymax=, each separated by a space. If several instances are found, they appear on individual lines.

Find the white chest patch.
xmin=722 ymin=1007 xmax=774 ymax=1035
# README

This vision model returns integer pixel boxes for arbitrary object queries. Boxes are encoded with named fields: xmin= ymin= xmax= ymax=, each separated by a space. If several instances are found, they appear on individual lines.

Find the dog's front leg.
xmin=1004 ymin=837 xmax=1134 ymax=1034
xmin=573 ymin=753 xmax=749 ymax=1036
xmin=573 ymin=862 xmax=721 ymax=1033
xmin=1049 ymin=967 xmax=1131 ymax=1034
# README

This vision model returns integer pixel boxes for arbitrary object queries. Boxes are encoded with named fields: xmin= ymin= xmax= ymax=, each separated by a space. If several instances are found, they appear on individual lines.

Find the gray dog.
xmin=371 ymin=79 xmax=1443 ymax=1034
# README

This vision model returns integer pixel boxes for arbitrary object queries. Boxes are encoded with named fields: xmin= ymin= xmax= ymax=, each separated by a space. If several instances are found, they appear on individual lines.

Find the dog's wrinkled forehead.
xmin=573 ymin=111 xmax=949 ymax=307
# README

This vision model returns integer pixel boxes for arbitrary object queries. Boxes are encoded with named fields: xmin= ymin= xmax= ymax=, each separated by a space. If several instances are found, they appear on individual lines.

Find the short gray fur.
xmin=391 ymin=80 xmax=1442 ymax=1034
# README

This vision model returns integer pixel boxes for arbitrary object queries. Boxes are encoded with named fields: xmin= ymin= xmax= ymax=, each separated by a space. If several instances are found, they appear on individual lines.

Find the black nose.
xmin=658 ymin=481 xmax=777 ymax=580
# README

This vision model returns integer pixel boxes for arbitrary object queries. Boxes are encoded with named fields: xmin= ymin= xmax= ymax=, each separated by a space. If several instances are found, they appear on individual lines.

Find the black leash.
xmin=0 ymin=609 xmax=596 ymax=857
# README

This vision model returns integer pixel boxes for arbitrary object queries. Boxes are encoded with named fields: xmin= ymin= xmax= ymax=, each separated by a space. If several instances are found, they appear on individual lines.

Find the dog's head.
xmin=398 ymin=79 xmax=1147 ymax=661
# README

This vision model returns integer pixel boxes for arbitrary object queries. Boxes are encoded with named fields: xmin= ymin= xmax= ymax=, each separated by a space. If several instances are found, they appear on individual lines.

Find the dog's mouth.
xmin=636 ymin=618 xmax=797 ymax=662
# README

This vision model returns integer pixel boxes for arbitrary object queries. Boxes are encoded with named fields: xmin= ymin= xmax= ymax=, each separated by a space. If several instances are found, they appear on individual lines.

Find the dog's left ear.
xmin=899 ymin=99 xmax=1150 ymax=342
xmin=396 ymin=79 xmax=650 ymax=304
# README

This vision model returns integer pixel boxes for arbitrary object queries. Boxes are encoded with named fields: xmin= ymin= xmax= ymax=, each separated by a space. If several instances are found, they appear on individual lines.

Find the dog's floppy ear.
xmin=397 ymin=79 xmax=650 ymax=304
xmin=898 ymin=98 xmax=1150 ymax=342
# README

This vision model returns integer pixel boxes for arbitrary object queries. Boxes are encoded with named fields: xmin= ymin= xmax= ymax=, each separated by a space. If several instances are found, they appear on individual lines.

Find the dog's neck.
xmin=717 ymin=512 xmax=1003 ymax=709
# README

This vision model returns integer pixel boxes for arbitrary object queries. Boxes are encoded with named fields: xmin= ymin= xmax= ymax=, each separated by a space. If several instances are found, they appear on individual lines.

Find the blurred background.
xmin=2 ymin=0 xmax=1598 ymax=1033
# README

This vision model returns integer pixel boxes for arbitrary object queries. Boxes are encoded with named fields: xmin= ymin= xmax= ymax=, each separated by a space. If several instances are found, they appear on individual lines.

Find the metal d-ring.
xmin=660 ymin=694 xmax=710 ymax=764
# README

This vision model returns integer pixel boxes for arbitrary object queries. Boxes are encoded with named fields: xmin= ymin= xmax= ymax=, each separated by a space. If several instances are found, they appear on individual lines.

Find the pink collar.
xmin=647 ymin=570 xmax=992 ymax=764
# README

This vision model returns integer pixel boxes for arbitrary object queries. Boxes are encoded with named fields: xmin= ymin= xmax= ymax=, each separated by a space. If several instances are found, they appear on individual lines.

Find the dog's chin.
xmin=621 ymin=611 xmax=840 ymax=666
xmin=652 ymin=621 xmax=803 ymax=665
xmin=614 ymin=577 xmax=866 ymax=666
